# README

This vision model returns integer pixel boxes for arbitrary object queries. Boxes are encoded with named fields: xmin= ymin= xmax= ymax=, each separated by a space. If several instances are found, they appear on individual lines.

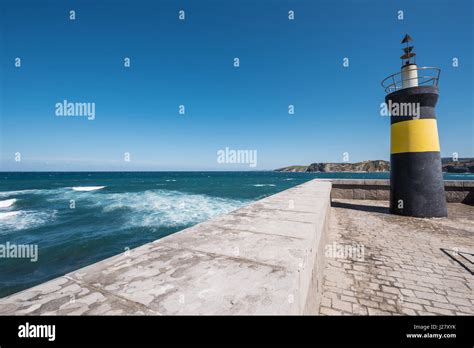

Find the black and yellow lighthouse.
xmin=382 ymin=34 xmax=447 ymax=217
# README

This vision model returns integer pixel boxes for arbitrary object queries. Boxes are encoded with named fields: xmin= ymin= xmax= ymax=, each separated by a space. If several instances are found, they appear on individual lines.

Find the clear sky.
xmin=0 ymin=0 xmax=473 ymax=171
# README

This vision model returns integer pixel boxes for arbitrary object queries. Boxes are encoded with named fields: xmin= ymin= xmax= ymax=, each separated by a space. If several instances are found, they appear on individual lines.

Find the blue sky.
xmin=0 ymin=0 xmax=472 ymax=171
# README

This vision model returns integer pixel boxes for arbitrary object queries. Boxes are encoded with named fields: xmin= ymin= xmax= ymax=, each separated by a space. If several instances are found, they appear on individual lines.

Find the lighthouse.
xmin=381 ymin=34 xmax=447 ymax=217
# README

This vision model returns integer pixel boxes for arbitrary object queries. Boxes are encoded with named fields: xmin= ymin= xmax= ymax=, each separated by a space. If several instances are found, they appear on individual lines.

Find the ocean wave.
xmin=0 ymin=189 xmax=41 ymax=198
xmin=0 ymin=198 xmax=17 ymax=208
xmin=252 ymin=184 xmax=276 ymax=187
xmin=0 ymin=210 xmax=57 ymax=233
xmin=101 ymin=190 xmax=248 ymax=228
xmin=0 ymin=211 xmax=20 ymax=220
xmin=72 ymin=186 xmax=105 ymax=192
xmin=445 ymin=174 xmax=474 ymax=178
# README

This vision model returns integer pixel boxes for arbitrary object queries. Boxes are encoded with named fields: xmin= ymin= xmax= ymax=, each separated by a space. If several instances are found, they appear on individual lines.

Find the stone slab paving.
xmin=319 ymin=199 xmax=474 ymax=316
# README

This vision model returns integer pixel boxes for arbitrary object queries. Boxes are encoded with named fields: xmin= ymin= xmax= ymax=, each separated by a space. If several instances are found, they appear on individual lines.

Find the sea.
xmin=0 ymin=171 xmax=473 ymax=298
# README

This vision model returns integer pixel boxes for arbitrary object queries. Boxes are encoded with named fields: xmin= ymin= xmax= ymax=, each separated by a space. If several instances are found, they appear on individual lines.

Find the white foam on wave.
xmin=0 ymin=189 xmax=41 ymax=198
xmin=0 ymin=210 xmax=57 ymax=233
xmin=0 ymin=198 xmax=17 ymax=208
xmin=72 ymin=186 xmax=105 ymax=192
xmin=252 ymin=184 xmax=276 ymax=187
xmin=0 ymin=211 xmax=20 ymax=220
xmin=102 ymin=190 xmax=249 ymax=228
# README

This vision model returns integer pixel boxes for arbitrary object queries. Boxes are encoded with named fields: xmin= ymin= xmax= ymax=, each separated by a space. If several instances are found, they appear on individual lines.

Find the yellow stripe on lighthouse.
xmin=391 ymin=119 xmax=440 ymax=154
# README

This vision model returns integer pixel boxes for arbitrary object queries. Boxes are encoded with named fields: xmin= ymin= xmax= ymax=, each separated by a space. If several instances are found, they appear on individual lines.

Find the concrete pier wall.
xmin=0 ymin=180 xmax=332 ymax=315
xmin=330 ymin=179 xmax=473 ymax=204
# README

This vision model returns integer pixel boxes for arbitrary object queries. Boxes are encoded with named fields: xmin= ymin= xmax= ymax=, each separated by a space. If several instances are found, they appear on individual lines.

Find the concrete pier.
xmin=1 ymin=178 xmax=472 ymax=315
xmin=320 ymin=199 xmax=474 ymax=315
xmin=329 ymin=179 xmax=474 ymax=204
xmin=0 ymin=180 xmax=332 ymax=315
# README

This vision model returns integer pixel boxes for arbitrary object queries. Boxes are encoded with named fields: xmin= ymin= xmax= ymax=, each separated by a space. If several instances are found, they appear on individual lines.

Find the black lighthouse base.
xmin=390 ymin=152 xmax=447 ymax=217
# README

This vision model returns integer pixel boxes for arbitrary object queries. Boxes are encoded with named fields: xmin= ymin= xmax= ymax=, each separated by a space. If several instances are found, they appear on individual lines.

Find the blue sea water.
xmin=0 ymin=171 xmax=472 ymax=298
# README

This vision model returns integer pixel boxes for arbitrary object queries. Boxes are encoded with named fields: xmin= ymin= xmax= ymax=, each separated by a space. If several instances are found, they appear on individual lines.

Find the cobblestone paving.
xmin=319 ymin=199 xmax=474 ymax=316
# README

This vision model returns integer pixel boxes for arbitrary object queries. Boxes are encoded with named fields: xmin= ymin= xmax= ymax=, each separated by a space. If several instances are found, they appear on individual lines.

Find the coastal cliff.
xmin=276 ymin=158 xmax=474 ymax=173
xmin=275 ymin=160 xmax=389 ymax=173
xmin=441 ymin=158 xmax=474 ymax=173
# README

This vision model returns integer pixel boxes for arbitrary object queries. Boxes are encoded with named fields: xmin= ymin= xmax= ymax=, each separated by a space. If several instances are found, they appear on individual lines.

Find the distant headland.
xmin=275 ymin=158 xmax=474 ymax=173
